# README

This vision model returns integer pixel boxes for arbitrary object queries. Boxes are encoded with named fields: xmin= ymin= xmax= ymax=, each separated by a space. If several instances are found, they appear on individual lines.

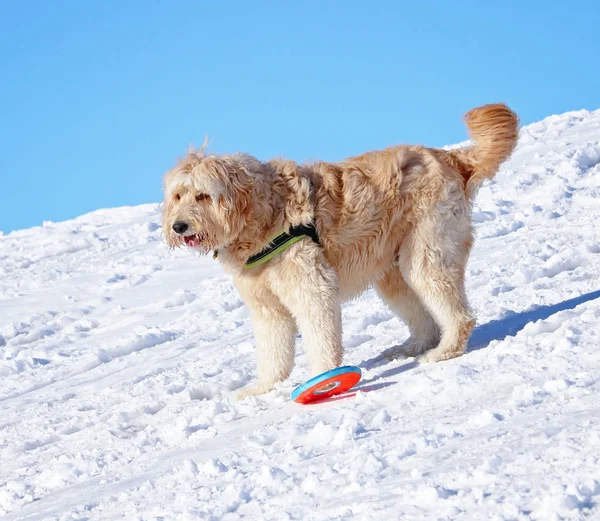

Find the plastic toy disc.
xmin=292 ymin=366 xmax=362 ymax=404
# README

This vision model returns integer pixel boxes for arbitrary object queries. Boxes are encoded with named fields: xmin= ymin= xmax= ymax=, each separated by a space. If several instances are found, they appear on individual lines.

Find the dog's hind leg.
xmin=399 ymin=196 xmax=476 ymax=363
xmin=375 ymin=269 xmax=440 ymax=358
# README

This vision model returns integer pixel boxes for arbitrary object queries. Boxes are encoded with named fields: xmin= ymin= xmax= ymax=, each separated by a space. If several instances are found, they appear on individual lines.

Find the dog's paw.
xmin=233 ymin=381 xmax=275 ymax=401
xmin=418 ymin=346 xmax=465 ymax=364
xmin=385 ymin=348 xmax=408 ymax=362
xmin=390 ymin=337 xmax=435 ymax=359
xmin=402 ymin=342 xmax=431 ymax=358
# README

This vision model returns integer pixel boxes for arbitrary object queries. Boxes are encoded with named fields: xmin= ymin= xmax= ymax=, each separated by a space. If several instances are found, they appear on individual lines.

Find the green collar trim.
xmin=243 ymin=223 xmax=320 ymax=269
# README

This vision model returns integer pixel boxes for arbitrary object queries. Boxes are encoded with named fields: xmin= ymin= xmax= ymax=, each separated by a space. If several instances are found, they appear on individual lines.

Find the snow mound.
xmin=1 ymin=109 xmax=600 ymax=520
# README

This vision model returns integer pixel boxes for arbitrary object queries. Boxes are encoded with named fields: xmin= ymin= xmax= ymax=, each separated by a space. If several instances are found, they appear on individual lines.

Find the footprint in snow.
xmin=106 ymin=273 xmax=127 ymax=284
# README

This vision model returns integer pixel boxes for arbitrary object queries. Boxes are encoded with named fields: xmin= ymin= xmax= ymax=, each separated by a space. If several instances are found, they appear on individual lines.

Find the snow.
xmin=2 ymin=109 xmax=600 ymax=521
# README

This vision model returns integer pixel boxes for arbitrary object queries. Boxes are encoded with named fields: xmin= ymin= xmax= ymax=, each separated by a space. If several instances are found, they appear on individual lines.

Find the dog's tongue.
xmin=184 ymin=235 xmax=200 ymax=248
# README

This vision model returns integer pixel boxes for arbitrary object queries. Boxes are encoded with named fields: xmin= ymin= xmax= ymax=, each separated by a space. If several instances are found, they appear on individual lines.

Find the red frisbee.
xmin=291 ymin=366 xmax=362 ymax=404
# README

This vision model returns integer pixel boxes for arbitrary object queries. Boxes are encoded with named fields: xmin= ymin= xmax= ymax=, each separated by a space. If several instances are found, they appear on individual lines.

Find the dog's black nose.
xmin=172 ymin=221 xmax=188 ymax=234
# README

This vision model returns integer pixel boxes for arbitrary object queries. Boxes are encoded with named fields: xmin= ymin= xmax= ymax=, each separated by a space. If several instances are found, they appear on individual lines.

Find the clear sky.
xmin=1 ymin=1 xmax=599 ymax=233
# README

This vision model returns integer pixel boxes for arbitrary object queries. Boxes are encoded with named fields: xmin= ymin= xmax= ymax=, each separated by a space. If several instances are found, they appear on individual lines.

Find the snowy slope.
xmin=2 ymin=109 xmax=600 ymax=521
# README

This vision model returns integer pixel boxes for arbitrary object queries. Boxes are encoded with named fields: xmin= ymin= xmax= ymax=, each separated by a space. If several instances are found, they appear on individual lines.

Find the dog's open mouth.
xmin=184 ymin=232 xmax=206 ymax=248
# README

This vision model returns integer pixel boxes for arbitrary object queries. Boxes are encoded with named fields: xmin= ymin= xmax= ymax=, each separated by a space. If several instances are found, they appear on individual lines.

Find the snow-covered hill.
xmin=2 ymin=109 xmax=600 ymax=521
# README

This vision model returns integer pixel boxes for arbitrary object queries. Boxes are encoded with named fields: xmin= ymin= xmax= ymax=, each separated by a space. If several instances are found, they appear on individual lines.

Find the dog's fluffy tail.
xmin=449 ymin=103 xmax=519 ymax=197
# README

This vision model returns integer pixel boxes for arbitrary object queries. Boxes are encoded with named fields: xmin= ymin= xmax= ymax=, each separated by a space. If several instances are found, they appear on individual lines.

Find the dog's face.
xmin=162 ymin=152 xmax=257 ymax=254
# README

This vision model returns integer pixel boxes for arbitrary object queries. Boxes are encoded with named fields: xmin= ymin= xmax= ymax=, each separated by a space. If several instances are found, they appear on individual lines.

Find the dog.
xmin=162 ymin=104 xmax=518 ymax=399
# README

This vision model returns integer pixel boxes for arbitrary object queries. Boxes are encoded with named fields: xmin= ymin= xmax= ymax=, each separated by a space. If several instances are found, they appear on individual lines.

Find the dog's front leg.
xmin=235 ymin=290 xmax=297 ymax=400
xmin=273 ymin=253 xmax=343 ymax=377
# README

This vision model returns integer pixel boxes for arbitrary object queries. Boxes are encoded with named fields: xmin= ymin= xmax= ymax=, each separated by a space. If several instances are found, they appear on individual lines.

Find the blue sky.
xmin=1 ymin=1 xmax=599 ymax=233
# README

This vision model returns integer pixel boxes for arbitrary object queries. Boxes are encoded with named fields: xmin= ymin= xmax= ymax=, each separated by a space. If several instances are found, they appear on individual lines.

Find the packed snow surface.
xmin=2 ymin=109 xmax=600 ymax=521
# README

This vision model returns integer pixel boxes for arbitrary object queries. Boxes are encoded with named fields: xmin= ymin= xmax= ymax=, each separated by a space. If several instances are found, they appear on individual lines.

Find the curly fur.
xmin=161 ymin=103 xmax=519 ymax=398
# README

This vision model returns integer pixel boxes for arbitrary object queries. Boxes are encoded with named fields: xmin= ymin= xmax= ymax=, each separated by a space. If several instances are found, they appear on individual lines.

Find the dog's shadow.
xmin=358 ymin=289 xmax=600 ymax=385
xmin=467 ymin=289 xmax=600 ymax=350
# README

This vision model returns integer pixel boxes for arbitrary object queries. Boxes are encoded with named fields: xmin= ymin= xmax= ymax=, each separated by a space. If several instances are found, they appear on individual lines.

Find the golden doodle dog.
xmin=162 ymin=104 xmax=518 ymax=399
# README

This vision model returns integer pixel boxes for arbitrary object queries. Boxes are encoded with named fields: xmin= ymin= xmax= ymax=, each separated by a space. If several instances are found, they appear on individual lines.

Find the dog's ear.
xmin=275 ymin=160 xmax=313 ymax=226
xmin=198 ymin=157 xmax=252 ymax=237
xmin=225 ymin=166 xmax=252 ymax=215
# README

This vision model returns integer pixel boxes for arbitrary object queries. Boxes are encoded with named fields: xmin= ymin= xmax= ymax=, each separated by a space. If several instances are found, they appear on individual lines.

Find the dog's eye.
xmin=196 ymin=193 xmax=210 ymax=203
xmin=174 ymin=193 xmax=181 ymax=202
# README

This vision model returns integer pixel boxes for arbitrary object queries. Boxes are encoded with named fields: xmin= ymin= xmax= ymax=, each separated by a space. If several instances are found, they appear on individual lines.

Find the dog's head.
xmin=161 ymin=147 xmax=261 ymax=254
